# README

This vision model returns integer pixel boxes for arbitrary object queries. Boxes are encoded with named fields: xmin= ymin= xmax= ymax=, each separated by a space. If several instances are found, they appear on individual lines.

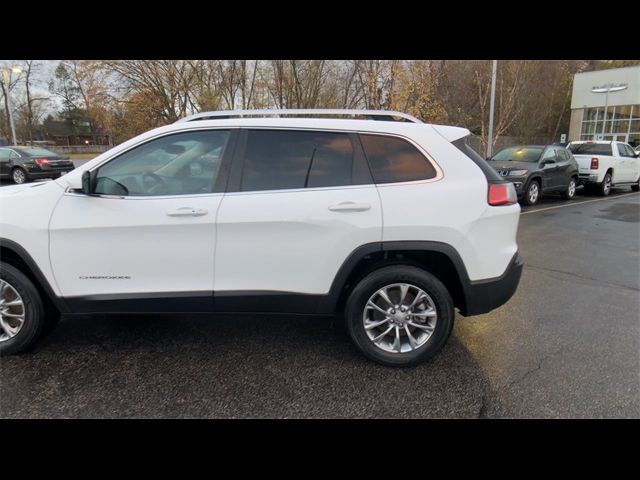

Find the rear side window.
xmin=451 ymin=136 xmax=502 ymax=182
xmin=360 ymin=134 xmax=436 ymax=184
xmin=241 ymin=130 xmax=353 ymax=191
xmin=568 ymin=143 xmax=612 ymax=156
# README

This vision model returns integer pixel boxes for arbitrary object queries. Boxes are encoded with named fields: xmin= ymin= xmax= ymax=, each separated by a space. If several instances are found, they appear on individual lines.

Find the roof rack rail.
xmin=175 ymin=109 xmax=422 ymax=124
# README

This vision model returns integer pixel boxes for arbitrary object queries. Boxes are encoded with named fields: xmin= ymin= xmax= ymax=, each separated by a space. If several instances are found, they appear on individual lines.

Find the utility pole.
xmin=487 ymin=60 xmax=498 ymax=158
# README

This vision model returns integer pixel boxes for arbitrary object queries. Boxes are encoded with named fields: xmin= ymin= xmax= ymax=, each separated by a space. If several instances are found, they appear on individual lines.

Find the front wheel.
xmin=632 ymin=177 xmax=639 ymax=192
xmin=561 ymin=178 xmax=577 ymax=200
xmin=522 ymin=180 xmax=540 ymax=206
xmin=0 ymin=263 xmax=46 ymax=356
xmin=345 ymin=265 xmax=455 ymax=367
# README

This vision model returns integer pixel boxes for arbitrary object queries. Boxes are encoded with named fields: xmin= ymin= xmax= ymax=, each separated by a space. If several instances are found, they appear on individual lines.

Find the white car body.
xmin=568 ymin=140 xmax=640 ymax=185
xmin=0 ymin=112 xmax=522 ymax=320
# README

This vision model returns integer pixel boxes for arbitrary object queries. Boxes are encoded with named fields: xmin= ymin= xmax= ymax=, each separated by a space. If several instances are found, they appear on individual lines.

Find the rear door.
xmin=213 ymin=128 xmax=381 ymax=311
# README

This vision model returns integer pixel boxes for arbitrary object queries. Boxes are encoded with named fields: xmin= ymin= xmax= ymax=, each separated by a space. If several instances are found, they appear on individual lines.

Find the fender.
xmin=0 ymin=238 xmax=69 ymax=313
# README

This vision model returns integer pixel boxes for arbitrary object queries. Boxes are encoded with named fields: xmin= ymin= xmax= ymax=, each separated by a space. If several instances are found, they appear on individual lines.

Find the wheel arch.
xmin=322 ymin=241 xmax=471 ymax=316
xmin=0 ymin=239 xmax=68 ymax=314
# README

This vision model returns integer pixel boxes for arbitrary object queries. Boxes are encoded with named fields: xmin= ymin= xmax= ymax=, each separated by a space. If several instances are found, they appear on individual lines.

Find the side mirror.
xmin=81 ymin=170 xmax=93 ymax=194
xmin=541 ymin=159 xmax=555 ymax=166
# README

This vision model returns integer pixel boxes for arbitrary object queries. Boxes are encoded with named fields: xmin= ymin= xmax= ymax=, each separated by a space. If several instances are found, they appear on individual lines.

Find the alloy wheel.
xmin=568 ymin=180 xmax=576 ymax=198
xmin=12 ymin=169 xmax=26 ymax=184
xmin=0 ymin=279 xmax=26 ymax=342
xmin=363 ymin=283 xmax=437 ymax=354
xmin=528 ymin=182 xmax=539 ymax=204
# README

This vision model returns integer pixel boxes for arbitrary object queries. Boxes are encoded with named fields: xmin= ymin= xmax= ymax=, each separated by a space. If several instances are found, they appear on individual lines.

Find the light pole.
xmin=1 ymin=66 xmax=23 ymax=145
xmin=591 ymin=82 xmax=627 ymax=139
xmin=487 ymin=60 xmax=498 ymax=158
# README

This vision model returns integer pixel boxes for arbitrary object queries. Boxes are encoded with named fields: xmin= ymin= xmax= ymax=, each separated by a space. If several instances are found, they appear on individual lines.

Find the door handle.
xmin=328 ymin=201 xmax=371 ymax=212
xmin=166 ymin=207 xmax=209 ymax=217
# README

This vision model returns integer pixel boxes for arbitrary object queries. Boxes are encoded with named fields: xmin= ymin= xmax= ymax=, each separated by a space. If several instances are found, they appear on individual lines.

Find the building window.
xmin=580 ymin=104 xmax=640 ymax=143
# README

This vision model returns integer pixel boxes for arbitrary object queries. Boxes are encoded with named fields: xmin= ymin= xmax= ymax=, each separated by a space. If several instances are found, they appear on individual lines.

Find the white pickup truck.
xmin=567 ymin=141 xmax=640 ymax=195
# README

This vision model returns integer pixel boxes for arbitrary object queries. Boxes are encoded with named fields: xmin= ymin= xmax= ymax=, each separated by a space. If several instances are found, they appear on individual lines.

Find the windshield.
xmin=21 ymin=148 xmax=60 ymax=157
xmin=491 ymin=147 xmax=543 ymax=163
xmin=568 ymin=143 xmax=612 ymax=156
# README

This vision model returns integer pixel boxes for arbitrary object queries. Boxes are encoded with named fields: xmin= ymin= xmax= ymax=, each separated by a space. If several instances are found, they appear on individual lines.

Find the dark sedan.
xmin=0 ymin=147 xmax=75 ymax=184
xmin=487 ymin=145 xmax=579 ymax=205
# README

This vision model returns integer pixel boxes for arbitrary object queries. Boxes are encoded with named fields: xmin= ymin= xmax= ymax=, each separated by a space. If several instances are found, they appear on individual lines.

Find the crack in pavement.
xmin=525 ymin=264 xmax=640 ymax=293
xmin=502 ymin=347 xmax=565 ymax=393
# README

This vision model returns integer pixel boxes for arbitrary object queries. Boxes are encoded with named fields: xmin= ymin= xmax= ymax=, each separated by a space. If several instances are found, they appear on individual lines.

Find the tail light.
xmin=35 ymin=158 xmax=50 ymax=166
xmin=590 ymin=157 xmax=599 ymax=170
xmin=488 ymin=182 xmax=518 ymax=206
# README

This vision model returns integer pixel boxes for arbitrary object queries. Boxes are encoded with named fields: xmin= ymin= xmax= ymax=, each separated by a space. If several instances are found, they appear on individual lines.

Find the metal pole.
xmin=487 ymin=60 xmax=498 ymax=158
xmin=2 ymin=70 xmax=18 ymax=145
xmin=601 ymin=87 xmax=609 ymax=138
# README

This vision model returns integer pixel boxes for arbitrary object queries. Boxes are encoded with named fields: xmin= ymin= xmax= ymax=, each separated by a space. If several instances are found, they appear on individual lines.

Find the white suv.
xmin=0 ymin=109 xmax=523 ymax=366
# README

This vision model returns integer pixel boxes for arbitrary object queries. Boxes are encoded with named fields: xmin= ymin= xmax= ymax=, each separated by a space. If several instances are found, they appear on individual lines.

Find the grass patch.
xmin=67 ymin=153 xmax=97 ymax=159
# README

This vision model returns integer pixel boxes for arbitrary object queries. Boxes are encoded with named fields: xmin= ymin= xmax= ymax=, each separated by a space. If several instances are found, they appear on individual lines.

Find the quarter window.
xmin=240 ymin=130 xmax=354 ymax=192
xmin=359 ymin=134 xmax=436 ymax=184
xmin=94 ymin=130 xmax=230 ymax=196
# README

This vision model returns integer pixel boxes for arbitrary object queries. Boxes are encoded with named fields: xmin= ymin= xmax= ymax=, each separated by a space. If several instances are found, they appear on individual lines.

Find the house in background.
xmin=41 ymin=118 xmax=111 ymax=146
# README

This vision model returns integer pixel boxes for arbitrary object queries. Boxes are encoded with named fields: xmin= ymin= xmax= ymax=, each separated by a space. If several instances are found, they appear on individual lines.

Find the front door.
xmin=49 ymin=129 xmax=235 ymax=312
xmin=213 ymin=129 xmax=382 ymax=312
xmin=540 ymin=148 xmax=561 ymax=190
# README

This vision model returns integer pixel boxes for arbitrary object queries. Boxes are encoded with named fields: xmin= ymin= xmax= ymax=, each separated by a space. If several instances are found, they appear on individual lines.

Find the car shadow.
xmin=0 ymin=313 xmax=505 ymax=418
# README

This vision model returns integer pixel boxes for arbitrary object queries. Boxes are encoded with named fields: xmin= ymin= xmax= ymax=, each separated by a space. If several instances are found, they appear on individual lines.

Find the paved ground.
xmin=0 ymin=185 xmax=638 ymax=418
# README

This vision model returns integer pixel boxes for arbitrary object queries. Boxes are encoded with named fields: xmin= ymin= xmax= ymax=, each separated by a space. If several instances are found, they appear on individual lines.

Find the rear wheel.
xmin=598 ymin=172 xmax=612 ymax=196
xmin=345 ymin=265 xmax=455 ymax=367
xmin=522 ymin=180 xmax=540 ymax=206
xmin=0 ymin=263 xmax=45 ymax=356
xmin=632 ymin=177 xmax=639 ymax=192
xmin=561 ymin=177 xmax=577 ymax=200
xmin=11 ymin=167 xmax=28 ymax=185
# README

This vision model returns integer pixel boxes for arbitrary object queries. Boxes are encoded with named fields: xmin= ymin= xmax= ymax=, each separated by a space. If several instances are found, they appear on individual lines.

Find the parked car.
xmin=487 ymin=144 xmax=579 ymax=205
xmin=0 ymin=146 xmax=75 ymax=184
xmin=0 ymin=109 xmax=523 ymax=366
xmin=567 ymin=141 xmax=640 ymax=195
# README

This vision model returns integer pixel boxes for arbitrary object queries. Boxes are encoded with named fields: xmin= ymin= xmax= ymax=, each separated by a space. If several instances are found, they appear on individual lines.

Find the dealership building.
xmin=568 ymin=65 xmax=640 ymax=146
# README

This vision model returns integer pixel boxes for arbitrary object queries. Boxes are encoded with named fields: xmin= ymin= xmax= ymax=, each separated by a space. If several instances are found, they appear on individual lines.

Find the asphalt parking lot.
xmin=0 ymin=183 xmax=638 ymax=418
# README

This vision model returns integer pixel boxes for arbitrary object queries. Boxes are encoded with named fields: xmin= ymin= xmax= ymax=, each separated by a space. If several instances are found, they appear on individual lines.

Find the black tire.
xmin=11 ymin=167 xmax=29 ymax=184
xmin=560 ymin=177 xmax=577 ymax=200
xmin=598 ymin=172 xmax=612 ymax=196
xmin=0 ymin=263 xmax=46 ymax=356
xmin=345 ymin=265 xmax=455 ymax=367
xmin=522 ymin=179 xmax=541 ymax=206
xmin=632 ymin=178 xmax=639 ymax=192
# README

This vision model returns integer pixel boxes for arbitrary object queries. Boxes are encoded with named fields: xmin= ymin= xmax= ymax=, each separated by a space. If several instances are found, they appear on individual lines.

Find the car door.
xmin=49 ymin=128 xmax=236 ymax=312
xmin=213 ymin=128 xmax=381 ymax=312
xmin=555 ymin=148 xmax=574 ymax=187
xmin=617 ymin=143 xmax=637 ymax=182
xmin=0 ymin=148 xmax=10 ymax=176
xmin=540 ymin=148 xmax=560 ymax=190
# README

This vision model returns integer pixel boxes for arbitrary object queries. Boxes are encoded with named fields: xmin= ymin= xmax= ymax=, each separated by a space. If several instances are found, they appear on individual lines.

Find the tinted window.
xmin=360 ymin=134 xmax=436 ymax=184
xmin=491 ymin=146 xmax=543 ymax=163
xmin=241 ymin=130 xmax=353 ymax=192
xmin=0 ymin=149 xmax=10 ymax=160
xmin=568 ymin=143 xmax=612 ymax=156
xmin=95 ymin=130 xmax=230 ymax=196
xmin=557 ymin=149 xmax=569 ymax=161
xmin=19 ymin=148 xmax=59 ymax=157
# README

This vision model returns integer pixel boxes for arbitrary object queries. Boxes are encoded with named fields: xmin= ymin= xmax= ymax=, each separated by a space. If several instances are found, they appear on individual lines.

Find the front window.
xmin=94 ymin=130 xmax=230 ymax=196
xmin=490 ymin=147 xmax=543 ymax=163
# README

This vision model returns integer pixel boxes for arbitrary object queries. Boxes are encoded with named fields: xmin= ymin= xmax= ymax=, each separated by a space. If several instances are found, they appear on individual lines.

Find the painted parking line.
xmin=521 ymin=192 xmax=640 ymax=215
